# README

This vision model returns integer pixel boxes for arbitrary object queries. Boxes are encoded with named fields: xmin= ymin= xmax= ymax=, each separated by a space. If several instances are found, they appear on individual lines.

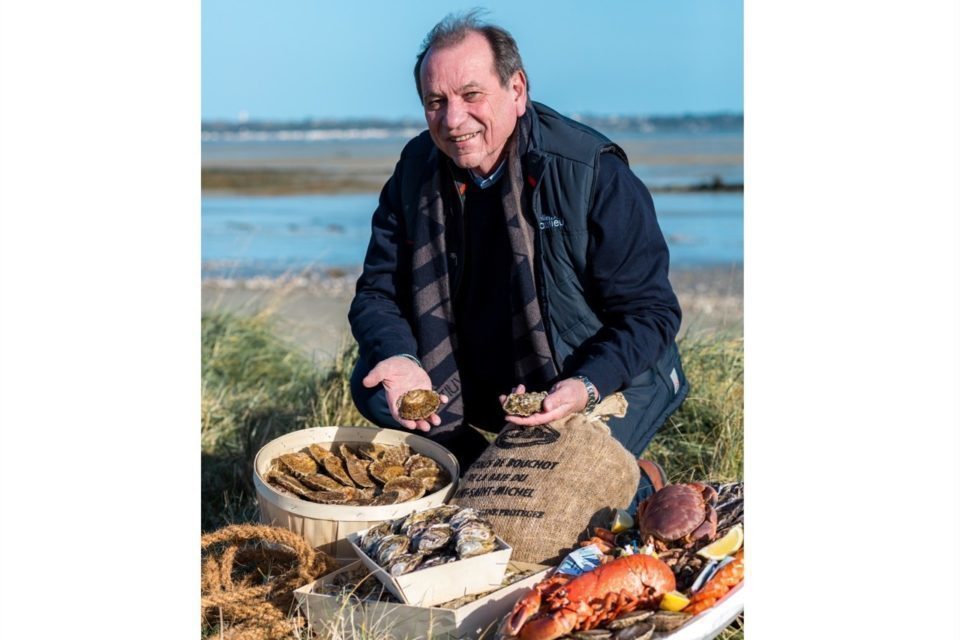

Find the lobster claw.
xmin=503 ymin=573 xmax=573 ymax=637
xmin=513 ymin=608 xmax=580 ymax=640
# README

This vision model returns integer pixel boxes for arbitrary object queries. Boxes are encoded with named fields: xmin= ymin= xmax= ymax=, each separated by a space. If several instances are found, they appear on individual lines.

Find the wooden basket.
xmin=253 ymin=426 xmax=459 ymax=556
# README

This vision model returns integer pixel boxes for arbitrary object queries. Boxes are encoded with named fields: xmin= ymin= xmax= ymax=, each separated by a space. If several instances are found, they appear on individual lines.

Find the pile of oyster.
xmin=264 ymin=442 xmax=451 ymax=506
xmin=359 ymin=505 xmax=499 ymax=577
xmin=315 ymin=564 xmax=537 ymax=608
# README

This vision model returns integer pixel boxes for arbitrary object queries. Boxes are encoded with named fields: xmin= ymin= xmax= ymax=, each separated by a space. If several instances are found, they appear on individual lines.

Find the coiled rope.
xmin=201 ymin=524 xmax=338 ymax=640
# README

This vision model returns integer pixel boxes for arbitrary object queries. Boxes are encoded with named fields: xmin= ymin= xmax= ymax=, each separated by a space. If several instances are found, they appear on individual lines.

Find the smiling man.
xmin=348 ymin=11 xmax=688 ymax=505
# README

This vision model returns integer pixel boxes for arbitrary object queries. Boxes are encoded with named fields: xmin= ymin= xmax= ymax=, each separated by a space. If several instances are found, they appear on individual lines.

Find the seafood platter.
xmin=252 ymin=426 xmax=459 ymax=556
xmin=347 ymin=504 xmax=517 ymax=607
xmin=499 ymin=481 xmax=745 ymax=640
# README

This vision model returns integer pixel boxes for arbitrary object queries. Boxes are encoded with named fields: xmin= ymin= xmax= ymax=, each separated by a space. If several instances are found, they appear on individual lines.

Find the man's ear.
xmin=512 ymin=70 xmax=528 ymax=116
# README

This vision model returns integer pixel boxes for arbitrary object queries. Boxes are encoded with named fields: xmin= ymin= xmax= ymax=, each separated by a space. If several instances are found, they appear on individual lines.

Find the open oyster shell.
xmin=502 ymin=391 xmax=548 ymax=417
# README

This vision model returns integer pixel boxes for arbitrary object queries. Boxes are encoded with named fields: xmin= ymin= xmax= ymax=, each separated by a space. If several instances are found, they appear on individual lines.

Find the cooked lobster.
xmin=502 ymin=554 xmax=675 ymax=640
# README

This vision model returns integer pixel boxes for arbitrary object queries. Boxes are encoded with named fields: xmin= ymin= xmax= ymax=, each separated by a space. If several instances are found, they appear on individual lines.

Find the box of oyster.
xmin=346 ymin=505 xmax=514 ymax=607
xmin=295 ymin=559 xmax=550 ymax=640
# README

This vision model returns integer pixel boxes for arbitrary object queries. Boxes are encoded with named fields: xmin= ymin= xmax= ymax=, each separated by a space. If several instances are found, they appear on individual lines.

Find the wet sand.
xmin=201 ymin=265 xmax=742 ymax=369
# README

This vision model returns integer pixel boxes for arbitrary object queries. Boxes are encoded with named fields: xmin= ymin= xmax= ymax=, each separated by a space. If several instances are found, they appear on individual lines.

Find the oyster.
xmin=404 ymin=453 xmax=441 ymax=476
xmin=382 ymin=476 xmax=426 ymax=502
xmin=339 ymin=444 xmax=377 ymax=488
xmin=299 ymin=473 xmax=347 ymax=492
xmin=321 ymin=455 xmax=356 ymax=487
xmin=613 ymin=623 xmax=653 ymax=640
xmin=606 ymin=610 xmax=655 ymax=630
xmin=355 ymin=486 xmax=377 ymax=500
xmin=310 ymin=487 xmax=357 ymax=504
xmin=266 ymin=470 xmax=317 ymax=500
xmin=449 ymin=508 xmax=482 ymax=531
xmin=369 ymin=490 xmax=401 ymax=506
xmin=375 ymin=534 xmax=410 ymax=566
xmin=368 ymin=461 xmax=407 ymax=484
xmin=455 ymin=518 xmax=497 ymax=558
xmin=417 ymin=472 xmax=451 ymax=494
xmin=418 ymin=555 xmax=457 ymax=570
xmin=276 ymin=452 xmax=319 ymax=478
xmin=404 ymin=504 xmax=460 ymax=528
xmin=650 ymin=612 xmax=691 ymax=633
xmin=397 ymin=389 xmax=441 ymax=420
xmin=454 ymin=535 xmax=495 ymax=559
xmin=305 ymin=444 xmax=334 ymax=465
xmin=361 ymin=521 xmax=394 ymax=554
xmin=502 ymin=391 xmax=548 ymax=417
xmin=382 ymin=443 xmax=412 ymax=466
xmin=387 ymin=552 xmax=426 ymax=576
xmin=413 ymin=523 xmax=454 ymax=553
xmin=357 ymin=443 xmax=387 ymax=462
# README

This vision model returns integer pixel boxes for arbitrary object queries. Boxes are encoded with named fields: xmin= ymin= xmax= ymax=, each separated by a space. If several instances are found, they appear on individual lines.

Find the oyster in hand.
xmin=397 ymin=389 xmax=441 ymax=420
xmin=502 ymin=391 xmax=548 ymax=417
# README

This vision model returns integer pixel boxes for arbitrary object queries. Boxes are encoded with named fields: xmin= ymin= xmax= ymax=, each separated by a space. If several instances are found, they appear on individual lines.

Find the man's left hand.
xmin=499 ymin=379 xmax=589 ymax=426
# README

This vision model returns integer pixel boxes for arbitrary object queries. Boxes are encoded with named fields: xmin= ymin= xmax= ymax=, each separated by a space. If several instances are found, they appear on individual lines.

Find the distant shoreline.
xmin=201 ymin=167 xmax=743 ymax=196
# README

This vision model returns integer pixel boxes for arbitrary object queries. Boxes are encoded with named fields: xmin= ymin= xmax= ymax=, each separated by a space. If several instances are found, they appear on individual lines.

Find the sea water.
xmin=202 ymin=128 xmax=742 ymax=278
xmin=201 ymin=190 xmax=742 ymax=278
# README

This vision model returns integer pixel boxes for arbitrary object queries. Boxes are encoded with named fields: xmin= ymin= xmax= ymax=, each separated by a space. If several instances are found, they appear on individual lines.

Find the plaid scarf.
xmin=409 ymin=112 xmax=559 ymax=433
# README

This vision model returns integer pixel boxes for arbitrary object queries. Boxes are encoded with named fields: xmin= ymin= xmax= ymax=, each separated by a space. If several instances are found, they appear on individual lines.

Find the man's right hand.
xmin=362 ymin=356 xmax=447 ymax=432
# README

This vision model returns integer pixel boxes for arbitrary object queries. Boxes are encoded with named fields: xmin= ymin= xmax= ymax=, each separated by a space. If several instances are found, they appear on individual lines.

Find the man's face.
xmin=419 ymin=31 xmax=527 ymax=176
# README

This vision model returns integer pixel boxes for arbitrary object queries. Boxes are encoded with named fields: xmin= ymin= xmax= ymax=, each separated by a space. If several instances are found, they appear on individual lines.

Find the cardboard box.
xmin=346 ymin=530 xmax=513 ymax=607
xmin=295 ymin=560 xmax=550 ymax=640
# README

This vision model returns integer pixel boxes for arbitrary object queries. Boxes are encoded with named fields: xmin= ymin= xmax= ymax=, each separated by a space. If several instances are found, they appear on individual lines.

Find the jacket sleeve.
xmin=348 ymin=160 xmax=420 ymax=368
xmin=570 ymin=154 xmax=682 ymax=397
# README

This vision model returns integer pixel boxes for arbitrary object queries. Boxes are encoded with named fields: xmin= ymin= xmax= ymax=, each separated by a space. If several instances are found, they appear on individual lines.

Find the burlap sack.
xmin=453 ymin=394 xmax=640 ymax=564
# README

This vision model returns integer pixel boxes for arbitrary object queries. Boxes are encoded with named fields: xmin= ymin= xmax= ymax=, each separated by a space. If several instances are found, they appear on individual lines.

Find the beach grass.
xmin=201 ymin=310 xmax=744 ymax=638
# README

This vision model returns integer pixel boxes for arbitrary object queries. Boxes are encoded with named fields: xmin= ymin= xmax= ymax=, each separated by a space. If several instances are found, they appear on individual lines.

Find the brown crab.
xmin=636 ymin=483 xmax=718 ymax=550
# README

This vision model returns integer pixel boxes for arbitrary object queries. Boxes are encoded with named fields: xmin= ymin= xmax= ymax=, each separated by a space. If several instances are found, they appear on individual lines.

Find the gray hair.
xmin=414 ymin=9 xmax=529 ymax=101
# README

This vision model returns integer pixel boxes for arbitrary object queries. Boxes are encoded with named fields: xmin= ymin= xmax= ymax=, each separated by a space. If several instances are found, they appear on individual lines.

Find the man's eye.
xmin=464 ymin=92 xmax=481 ymax=101
xmin=426 ymin=99 xmax=443 ymax=111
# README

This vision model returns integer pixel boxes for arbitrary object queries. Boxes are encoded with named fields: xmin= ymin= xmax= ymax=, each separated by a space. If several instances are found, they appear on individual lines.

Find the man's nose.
xmin=443 ymin=99 xmax=467 ymax=131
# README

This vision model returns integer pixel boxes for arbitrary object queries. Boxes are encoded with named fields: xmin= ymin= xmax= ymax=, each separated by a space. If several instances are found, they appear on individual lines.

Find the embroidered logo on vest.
xmin=537 ymin=215 xmax=565 ymax=230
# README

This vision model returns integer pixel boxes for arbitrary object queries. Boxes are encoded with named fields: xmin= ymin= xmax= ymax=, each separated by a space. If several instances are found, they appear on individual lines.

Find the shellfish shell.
xmin=339 ymin=444 xmax=377 ymax=488
xmin=266 ymin=470 xmax=316 ymax=499
xmin=321 ymin=455 xmax=356 ymax=487
xmin=413 ymin=523 xmax=454 ymax=553
xmin=418 ymin=554 xmax=457 ymax=570
xmin=612 ymin=622 xmax=654 ymax=640
xmin=404 ymin=453 xmax=441 ymax=476
xmin=502 ymin=391 xmax=548 ymax=417
xmin=650 ymin=612 xmax=691 ymax=633
xmin=387 ymin=552 xmax=426 ymax=576
xmin=276 ymin=452 xmax=318 ymax=478
xmin=361 ymin=521 xmax=394 ymax=554
xmin=397 ymin=389 xmax=441 ymax=420
xmin=368 ymin=461 xmax=406 ymax=484
xmin=606 ymin=610 xmax=654 ymax=630
xmin=374 ymin=534 xmax=410 ymax=566
xmin=368 ymin=490 xmax=401 ymax=506
xmin=382 ymin=476 xmax=426 ymax=502
xmin=299 ymin=473 xmax=347 ymax=492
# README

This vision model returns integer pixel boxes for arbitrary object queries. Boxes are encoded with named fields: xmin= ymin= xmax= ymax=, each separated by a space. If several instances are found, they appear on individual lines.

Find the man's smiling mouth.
xmin=449 ymin=131 xmax=481 ymax=143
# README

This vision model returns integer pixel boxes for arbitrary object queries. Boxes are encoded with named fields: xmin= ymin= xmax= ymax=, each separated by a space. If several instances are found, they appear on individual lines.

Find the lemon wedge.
xmin=659 ymin=590 xmax=691 ymax=612
xmin=609 ymin=508 xmax=634 ymax=534
xmin=696 ymin=524 xmax=743 ymax=560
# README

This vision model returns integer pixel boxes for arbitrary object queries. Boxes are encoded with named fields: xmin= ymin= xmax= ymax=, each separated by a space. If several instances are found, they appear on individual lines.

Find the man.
xmin=348 ymin=13 xmax=688 ymax=501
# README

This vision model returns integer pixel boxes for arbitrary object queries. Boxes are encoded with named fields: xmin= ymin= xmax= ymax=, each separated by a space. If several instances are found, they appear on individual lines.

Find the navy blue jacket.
xmin=349 ymin=102 xmax=681 ymax=399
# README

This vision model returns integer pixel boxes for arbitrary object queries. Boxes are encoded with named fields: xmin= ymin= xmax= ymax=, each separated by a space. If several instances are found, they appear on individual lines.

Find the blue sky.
xmin=202 ymin=0 xmax=743 ymax=121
